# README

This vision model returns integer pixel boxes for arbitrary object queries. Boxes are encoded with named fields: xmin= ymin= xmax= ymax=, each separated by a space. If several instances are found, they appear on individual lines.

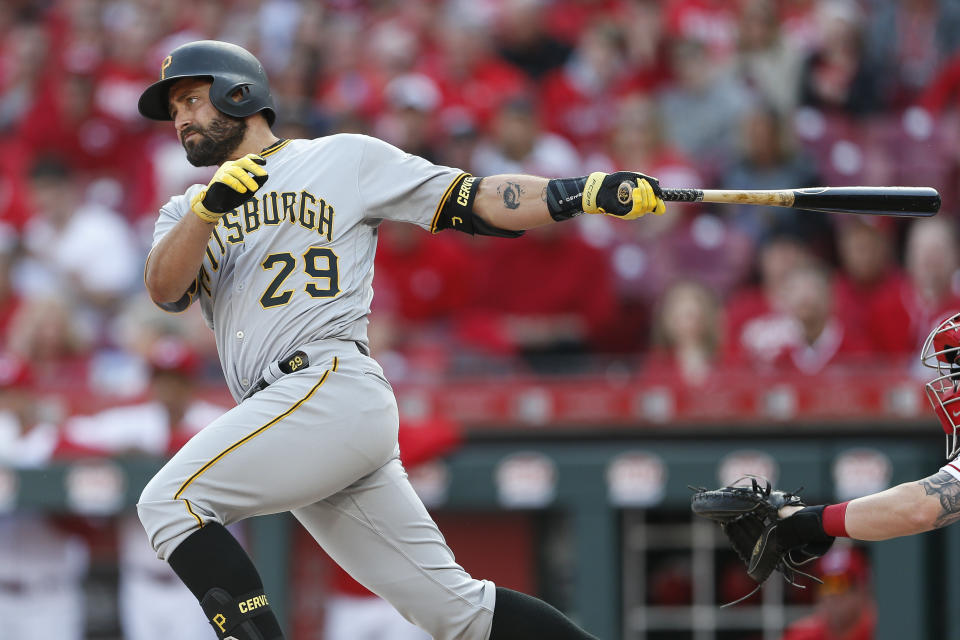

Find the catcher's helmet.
xmin=138 ymin=40 xmax=276 ymax=126
xmin=921 ymin=312 xmax=960 ymax=458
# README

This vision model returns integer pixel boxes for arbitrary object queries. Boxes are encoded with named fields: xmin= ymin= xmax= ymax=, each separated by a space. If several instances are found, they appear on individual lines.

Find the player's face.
xmin=168 ymin=78 xmax=247 ymax=167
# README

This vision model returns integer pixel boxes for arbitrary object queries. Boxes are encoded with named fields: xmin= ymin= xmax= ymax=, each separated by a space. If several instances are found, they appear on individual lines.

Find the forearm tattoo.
xmin=540 ymin=186 xmax=547 ymax=202
xmin=497 ymin=182 xmax=524 ymax=209
xmin=919 ymin=470 xmax=960 ymax=528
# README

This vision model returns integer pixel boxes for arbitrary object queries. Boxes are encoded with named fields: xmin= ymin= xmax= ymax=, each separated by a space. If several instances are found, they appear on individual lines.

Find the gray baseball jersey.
xmin=151 ymin=135 xmax=463 ymax=402
xmin=139 ymin=135 xmax=497 ymax=640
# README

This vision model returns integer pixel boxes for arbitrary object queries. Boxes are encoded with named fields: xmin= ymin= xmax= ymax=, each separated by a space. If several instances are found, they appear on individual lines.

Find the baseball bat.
xmin=637 ymin=185 xmax=940 ymax=217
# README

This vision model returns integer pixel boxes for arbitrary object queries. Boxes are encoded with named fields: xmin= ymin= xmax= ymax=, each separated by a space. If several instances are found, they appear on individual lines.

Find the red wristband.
xmin=822 ymin=501 xmax=850 ymax=537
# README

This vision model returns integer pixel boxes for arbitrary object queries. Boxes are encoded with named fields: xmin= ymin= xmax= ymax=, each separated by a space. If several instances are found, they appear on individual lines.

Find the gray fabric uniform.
xmin=137 ymin=135 xmax=495 ymax=640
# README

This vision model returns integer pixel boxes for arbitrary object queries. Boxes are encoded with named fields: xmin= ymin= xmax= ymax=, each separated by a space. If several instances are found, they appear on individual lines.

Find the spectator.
xmin=64 ymin=338 xmax=226 ymax=640
xmin=6 ymin=296 xmax=93 ymax=389
xmin=733 ymin=0 xmax=804 ymax=114
xmin=314 ymin=16 xmax=385 ymax=127
xmin=658 ymin=38 xmax=752 ymax=172
xmin=662 ymin=0 xmax=739 ymax=63
xmin=467 ymin=224 xmax=616 ymax=372
xmin=833 ymin=218 xmax=905 ymax=341
xmin=720 ymin=104 xmax=822 ymax=246
xmin=868 ymin=217 xmax=960 ymax=357
xmin=866 ymin=0 xmax=960 ymax=107
xmin=780 ymin=0 xmax=821 ymax=54
xmin=17 ymin=156 xmax=141 ymax=318
xmin=774 ymin=263 xmax=870 ymax=374
xmin=589 ymin=94 xmax=702 ymax=188
xmin=425 ymin=12 xmax=528 ymax=128
xmin=0 ymin=226 xmax=22 ymax=342
xmin=724 ymin=232 xmax=813 ymax=365
xmin=0 ymin=353 xmax=89 ymax=640
xmin=798 ymin=1 xmax=882 ymax=116
xmin=539 ymin=20 xmax=636 ymax=153
xmin=370 ymin=222 xmax=472 ymax=380
xmin=495 ymin=0 xmax=572 ymax=80
xmin=375 ymin=73 xmax=443 ymax=163
xmin=781 ymin=544 xmax=875 ymax=640
xmin=620 ymin=1 xmax=671 ymax=91
xmin=544 ymin=0 xmax=626 ymax=45
xmin=471 ymin=95 xmax=582 ymax=177
xmin=0 ymin=20 xmax=49 ymax=134
xmin=648 ymin=280 xmax=722 ymax=386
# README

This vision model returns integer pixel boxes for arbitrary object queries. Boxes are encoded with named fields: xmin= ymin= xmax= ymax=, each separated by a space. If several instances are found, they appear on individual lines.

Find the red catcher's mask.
xmin=922 ymin=313 xmax=960 ymax=459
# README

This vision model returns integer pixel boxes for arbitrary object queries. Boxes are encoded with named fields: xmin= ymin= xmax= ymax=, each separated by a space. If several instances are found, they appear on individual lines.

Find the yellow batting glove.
xmin=581 ymin=171 xmax=666 ymax=220
xmin=191 ymin=153 xmax=268 ymax=224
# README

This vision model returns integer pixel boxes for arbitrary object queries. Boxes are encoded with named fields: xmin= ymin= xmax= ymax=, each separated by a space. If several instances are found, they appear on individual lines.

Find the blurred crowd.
xmin=1 ymin=0 xmax=960 ymax=398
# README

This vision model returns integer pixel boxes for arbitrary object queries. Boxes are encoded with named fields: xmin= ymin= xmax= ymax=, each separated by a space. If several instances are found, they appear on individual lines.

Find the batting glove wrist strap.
xmin=191 ymin=189 xmax=222 ymax=224
xmin=546 ymin=175 xmax=588 ymax=221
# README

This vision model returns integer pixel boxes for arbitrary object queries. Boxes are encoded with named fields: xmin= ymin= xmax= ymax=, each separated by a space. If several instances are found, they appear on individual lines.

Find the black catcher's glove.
xmin=691 ymin=478 xmax=835 ymax=597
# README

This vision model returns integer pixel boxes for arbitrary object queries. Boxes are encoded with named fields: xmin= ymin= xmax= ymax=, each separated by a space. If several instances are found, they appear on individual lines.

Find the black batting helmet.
xmin=138 ymin=40 xmax=276 ymax=126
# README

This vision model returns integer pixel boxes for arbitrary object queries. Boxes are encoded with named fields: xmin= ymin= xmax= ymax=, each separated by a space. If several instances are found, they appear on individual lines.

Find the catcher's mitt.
xmin=691 ymin=478 xmax=833 ymax=602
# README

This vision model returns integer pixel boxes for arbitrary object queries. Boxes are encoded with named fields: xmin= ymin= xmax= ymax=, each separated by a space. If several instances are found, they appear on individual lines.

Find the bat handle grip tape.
xmin=661 ymin=188 xmax=703 ymax=203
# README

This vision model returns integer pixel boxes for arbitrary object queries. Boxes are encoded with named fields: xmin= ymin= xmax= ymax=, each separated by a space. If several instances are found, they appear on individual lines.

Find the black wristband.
xmin=546 ymin=176 xmax=588 ymax=221
xmin=776 ymin=505 xmax=834 ymax=549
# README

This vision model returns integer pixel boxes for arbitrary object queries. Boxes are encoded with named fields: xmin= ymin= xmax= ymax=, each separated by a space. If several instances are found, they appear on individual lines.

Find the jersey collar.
xmin=260 ymin=138 xmax=290 ymax=158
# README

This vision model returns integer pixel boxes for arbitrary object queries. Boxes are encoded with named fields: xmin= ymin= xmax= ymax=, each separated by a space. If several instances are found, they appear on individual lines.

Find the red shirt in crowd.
xmin=866 ymin=279 xmax=960 ymax=356
xmin=464 ymin=229 xmax=616 ymax=353
xmin=832 ymin=268 xmax=908 ymax=341
xmin=373 ymin=227 xmax=471 ymax=325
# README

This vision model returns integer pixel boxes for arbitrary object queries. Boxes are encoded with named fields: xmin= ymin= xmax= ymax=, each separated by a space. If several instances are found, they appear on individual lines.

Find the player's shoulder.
xmin=296 ymin=133 xmax=393 ymax=154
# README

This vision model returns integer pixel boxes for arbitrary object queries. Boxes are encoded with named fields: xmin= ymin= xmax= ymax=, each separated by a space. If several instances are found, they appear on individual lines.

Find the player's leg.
xmin=137 ymin=351 xmax=400 ymax=640
xmin=292 ymin=457 xmax=598 ymax=640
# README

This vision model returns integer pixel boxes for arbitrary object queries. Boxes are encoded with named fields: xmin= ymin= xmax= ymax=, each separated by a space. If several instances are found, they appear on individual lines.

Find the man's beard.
xmin=181 ymin=113 xmax=248 ymax=167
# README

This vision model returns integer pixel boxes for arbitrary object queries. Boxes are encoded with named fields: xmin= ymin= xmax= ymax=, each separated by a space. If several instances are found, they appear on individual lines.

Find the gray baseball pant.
xmin=137 ymin=340 xmax=495 ymax=640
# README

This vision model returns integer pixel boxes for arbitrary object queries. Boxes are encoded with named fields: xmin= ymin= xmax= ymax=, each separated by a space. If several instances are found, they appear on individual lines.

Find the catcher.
xmin=693 ymin=313 xmax=960 ymax=593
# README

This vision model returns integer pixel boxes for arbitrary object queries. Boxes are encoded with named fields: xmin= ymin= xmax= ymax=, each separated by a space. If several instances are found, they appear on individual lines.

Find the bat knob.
xmin=617 ymin=180 xmax=633 ymax=205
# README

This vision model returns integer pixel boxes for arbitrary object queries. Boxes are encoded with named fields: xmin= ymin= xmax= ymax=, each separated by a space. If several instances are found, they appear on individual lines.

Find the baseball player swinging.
xmin=693 ymin=312 xmax=960 ymax=594
xmin=136 ymin=40 xmax=665 ymax=640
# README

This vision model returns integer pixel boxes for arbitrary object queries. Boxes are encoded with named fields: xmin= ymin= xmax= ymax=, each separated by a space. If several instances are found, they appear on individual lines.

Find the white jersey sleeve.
xmin=356 ymin=135 xmax=464 ymax=231
xmin=940 ymin=459 xmax=960 ymax=482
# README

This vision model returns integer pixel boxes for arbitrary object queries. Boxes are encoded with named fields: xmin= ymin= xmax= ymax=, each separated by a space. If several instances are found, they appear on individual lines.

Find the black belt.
xmin=243 ymin=342 xmax=366 ymax=401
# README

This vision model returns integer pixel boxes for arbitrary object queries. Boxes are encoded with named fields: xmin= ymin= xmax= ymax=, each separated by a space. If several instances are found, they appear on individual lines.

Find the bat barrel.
xmin=791 ymin=186 xmax=940 ymax=217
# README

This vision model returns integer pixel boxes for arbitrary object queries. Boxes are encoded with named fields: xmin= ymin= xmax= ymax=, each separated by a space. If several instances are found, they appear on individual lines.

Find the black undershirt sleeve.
xmin=432 ymin=174 xmax=524 ymax=238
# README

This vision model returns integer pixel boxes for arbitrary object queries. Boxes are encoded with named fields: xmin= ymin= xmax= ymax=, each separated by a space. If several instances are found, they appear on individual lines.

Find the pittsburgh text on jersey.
xmin=216 ymin=189 xmax=335 ymax=244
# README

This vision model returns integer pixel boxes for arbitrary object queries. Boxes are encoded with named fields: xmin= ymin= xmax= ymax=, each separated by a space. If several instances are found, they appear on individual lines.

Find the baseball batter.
xmin=136 ymin=40 xmax=665 ymax=640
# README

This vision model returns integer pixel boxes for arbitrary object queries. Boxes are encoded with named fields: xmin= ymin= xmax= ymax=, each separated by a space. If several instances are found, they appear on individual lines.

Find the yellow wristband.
xmin=190 ymin=189 xmax=222 ymax=224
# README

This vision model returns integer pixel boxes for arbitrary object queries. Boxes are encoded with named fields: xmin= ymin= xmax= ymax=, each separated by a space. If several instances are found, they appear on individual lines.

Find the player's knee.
xmin=136 ymin=479 xmax=200 ymax=559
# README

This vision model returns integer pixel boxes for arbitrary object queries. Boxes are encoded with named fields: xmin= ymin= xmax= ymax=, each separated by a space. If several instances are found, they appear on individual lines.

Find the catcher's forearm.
xmin=145 ymin=213 xmax=216 ymax=304
xmin=473 ymin=175 xmax=554 ymax=231
xmin=845 ymin=473 xmax=960 ymax=540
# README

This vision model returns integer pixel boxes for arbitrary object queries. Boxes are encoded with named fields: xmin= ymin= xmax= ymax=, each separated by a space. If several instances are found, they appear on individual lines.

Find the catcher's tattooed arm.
xmin=778 ymin=473 xmax=959 ymax=541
